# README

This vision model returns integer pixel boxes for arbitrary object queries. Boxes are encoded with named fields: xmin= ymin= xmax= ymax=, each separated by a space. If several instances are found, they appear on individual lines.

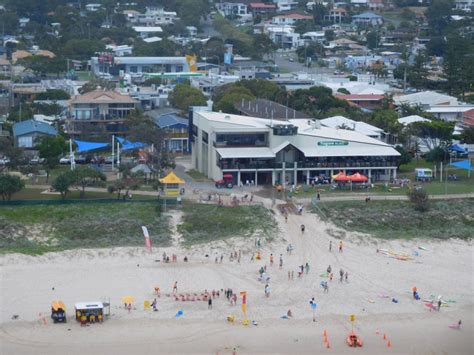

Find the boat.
xmin=346 ymin=332 xmax=363 ymax=347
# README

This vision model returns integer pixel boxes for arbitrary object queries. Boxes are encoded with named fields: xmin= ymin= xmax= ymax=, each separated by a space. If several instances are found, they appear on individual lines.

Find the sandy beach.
xmin=1 ymin=207 xmax=473 ymax=354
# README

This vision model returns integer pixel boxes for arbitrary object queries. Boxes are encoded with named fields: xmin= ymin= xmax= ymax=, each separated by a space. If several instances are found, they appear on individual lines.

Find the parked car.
xmin=30 ymin=156 xmax=45 ymax=164
xmin=59 ymin=156 xmax=71 ymax=164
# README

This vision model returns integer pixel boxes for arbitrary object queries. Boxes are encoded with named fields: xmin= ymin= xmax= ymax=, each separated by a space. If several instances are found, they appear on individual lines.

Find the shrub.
xmin=408 ymin=188 xmax=429 ymax=212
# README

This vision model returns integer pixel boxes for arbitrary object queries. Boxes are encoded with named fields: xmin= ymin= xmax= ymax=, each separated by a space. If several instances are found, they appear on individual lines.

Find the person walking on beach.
xmin=339 ymin=241 xmax=343 ymax=253
xmin=301 ymin=224 xmax=305 ymax=234
xmin=173 ymin=281 xmax=178 ymax=294
xmin=270 ymin=254 xmax=274 ymax=266
xmin=327 ymin=265 xmax=332 ymax=274
xmin=264 ymin=284 xmax=270 ymax=297
xmin=305 ymin=262 xmax=310 ymax=274
xmin=345 ymin=271 xmax=348 ymax=282
xmin=339 ymin=269 xmax=344 ymax=282
xmin=323 ymin=281 xmax=329 ymax=293
xmin=285 ymin=212 xmax=288 ymax=223
xmin=329 ymin=240 xmax=332 ymax=252
xmin=412 ymin=286 xmax=417 ymax=299
xmin=220 ymin=254 xmax=223 ymax=263
xmin=279 ymin=254 xmax=283 ymax=268
xmin=208 ymin=297 xmax=212 ymax=309
xmin=329 ymin=272 xmax=333 ymax=281
xmin=291 ymin=270 xmax=294 ymax=280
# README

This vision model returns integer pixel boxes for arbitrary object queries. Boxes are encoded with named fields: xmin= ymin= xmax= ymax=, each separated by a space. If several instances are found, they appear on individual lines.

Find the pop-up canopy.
xmin=332 ymin=172 xmax=350 ymax=181
xmin=74 ymin=140 xmax=110 ymax=153
xmin=348 ymin=172 xmax=368 ymax=182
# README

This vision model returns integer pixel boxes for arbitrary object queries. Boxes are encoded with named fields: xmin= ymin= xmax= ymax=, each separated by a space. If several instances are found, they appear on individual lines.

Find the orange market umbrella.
xmin=348 ymin=173 xmax=368 ymax=182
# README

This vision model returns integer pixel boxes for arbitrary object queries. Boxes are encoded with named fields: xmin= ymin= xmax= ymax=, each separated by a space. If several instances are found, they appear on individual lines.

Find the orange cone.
xmin=383 ymin=334 xmax=387 ymax=340
xmin=387 ymin=340 xmax=392 ymax=348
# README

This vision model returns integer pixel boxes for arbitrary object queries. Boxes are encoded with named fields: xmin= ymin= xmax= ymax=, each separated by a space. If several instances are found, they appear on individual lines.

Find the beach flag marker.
xmin=323 ymin=329 xmax=327 ymax=337
xmin=383 ymin=333 xmax=387 ymax=340
xmin=387 ymin=340 xmax=392 ymax=348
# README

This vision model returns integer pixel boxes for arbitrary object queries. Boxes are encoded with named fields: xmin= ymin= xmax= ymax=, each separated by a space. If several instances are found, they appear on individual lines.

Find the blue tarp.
xmin=116 ymin=137 xmax=147 ymax=151
xmin=449 ymin=144 xmax=467 ymax=153
xmin=449 ymin=160 xmax=473 ymax=171
xmin=75 ymin=140 xmax=110 ymax=153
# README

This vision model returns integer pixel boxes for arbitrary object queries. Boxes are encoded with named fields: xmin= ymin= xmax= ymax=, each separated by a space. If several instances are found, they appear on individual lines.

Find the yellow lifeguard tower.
xmin=159 ymin=171 xmax=185 ymax=197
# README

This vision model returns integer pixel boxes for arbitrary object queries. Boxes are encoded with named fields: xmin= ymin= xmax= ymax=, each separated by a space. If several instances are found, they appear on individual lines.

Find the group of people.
xmin=77 ymin=310 xmax=103 ymax=325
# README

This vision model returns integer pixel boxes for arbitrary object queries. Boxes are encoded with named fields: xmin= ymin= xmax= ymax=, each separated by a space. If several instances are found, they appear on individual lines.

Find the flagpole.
xmin=112 ymin=135 xmax=115 ymax=171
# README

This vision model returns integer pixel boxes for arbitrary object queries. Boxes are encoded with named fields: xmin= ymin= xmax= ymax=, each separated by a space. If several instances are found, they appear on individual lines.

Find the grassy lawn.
xmin=185 ymin=169 xmax=212 ymax=182
xmin=177 ymin=203 xmax=278 ymax=246
xmin=313 ymin=199 xmax=474 ymax=240
xmin=0 ymin=202 xmax=171 ymax=255
xmin=10 ymin=188 xmax=157 ymax=201
xmin=76 ymin=71 xmax=94 ymax=81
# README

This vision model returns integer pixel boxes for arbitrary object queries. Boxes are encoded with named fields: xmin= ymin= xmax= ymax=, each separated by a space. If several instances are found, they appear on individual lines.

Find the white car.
xmin=60 ymin=156 xmax=71 ymax=164
xmin=0 ymin=157 xmax=10 ymax=165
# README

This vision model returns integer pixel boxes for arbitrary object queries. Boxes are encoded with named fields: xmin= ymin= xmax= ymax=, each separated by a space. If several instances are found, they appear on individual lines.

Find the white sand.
xmin=0 ymin=207 xmax=473 ymax=354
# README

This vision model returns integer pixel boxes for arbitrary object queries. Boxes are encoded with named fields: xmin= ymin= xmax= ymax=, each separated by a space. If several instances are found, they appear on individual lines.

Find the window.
xmin=129 ymin=66 xmax=138 ymax=73
xmin=18 ymin=136 xmax=33 ymax=148
xmin=215 ymin=133 xmax=267 ymax=147
xmin=192 ymin=124 xmax=198 ymax=137
xmin=202 ymin=130 xmax=209 ymax=143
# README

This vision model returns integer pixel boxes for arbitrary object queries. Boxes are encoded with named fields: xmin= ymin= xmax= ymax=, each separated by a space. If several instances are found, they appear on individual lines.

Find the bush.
xmin=408 ymin=188 xmax=429 ymax=212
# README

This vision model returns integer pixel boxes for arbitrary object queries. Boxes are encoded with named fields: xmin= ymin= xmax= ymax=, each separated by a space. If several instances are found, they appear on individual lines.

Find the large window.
xmin=272 ymin=125 xmax=298 ymax=136
xmin=202 ymin=130 xmax=209 ymax=143
xmin=215 ymin=133 xmax=267 ymax=147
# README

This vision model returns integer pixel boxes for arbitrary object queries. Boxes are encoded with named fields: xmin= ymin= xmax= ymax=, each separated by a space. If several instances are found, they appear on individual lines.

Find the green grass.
xmin=177 ymin=203 xmax=278 ymax=246
xmin=0 ymin=202 xmax=171 ymax=255
xmin=76 ymin=71 xmax=94 ymax=81
xmin=185 ymin=169 xmax=211 ymax=182
xmin=10 ymin=188 xmax=157 ymax=201
xmin=313 ymin=199 xmax=474 ymax=240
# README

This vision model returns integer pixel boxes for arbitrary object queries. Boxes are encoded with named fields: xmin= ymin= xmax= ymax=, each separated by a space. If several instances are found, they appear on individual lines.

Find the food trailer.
xmin=74 ymin=302 xmax=104 ymax=324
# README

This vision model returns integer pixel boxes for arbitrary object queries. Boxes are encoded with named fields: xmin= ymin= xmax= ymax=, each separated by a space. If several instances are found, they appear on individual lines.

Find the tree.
xmin=294 ymin=20 xmax=315 ymax=35
xmin=125 ymin=111 xmax=175 ymax=177
xmin=214 ymin=86 xmax=255 ymax=114
xmin=408 ymin=188 xmax=429 ymax=212
xmin=0 ymin=174 xmax=25 ymax=201
xmin=459 ymin=126 xmax=474 ymax=144
xmin=366 ymin=31 xmax=378 ymax=50
xmin=63 ymin=39 xmax=105 ymax=60
xmin=426 ymin=0 xmax=453 ymax=36
xmin=425 ymin=146 xmax=446 ymax=163
xmin=70 ymin=167 xmax=106 ymax=198
xmin=408 ymin=52 xmax=429 ymax=89
xmin=324 ymin=30 xmax=335 ymax=42
xmin=395 ymin=145 xmax=412 ymax=167
xmin=0 ymin=137 xmax=27 ymax=172
xmin=426 ymin=37 xmax=446 ymax=57
xmin=253 ymin=34 xmax=277 ymax=58
xmin=168 ymin=84 xmax=207 ymax=112
xmin=51 ymin=171 xmax=75 ymax=199
xmin=36 ymin=89 xmax=70 ymax=100
xmin=37 ymin=136 xmax=68 ymax=182
xmin=19 ymin=56 xmax=67 ymax=76
xmin=443 ymin=33 xmax=474 ymax=99
xmin=410 ymin=120 xmax=454 ymax=150
xmin=79 ymin=79 xmax=116 ymax=94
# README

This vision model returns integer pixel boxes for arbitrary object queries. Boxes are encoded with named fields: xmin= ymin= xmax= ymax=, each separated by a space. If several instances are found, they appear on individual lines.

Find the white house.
xmin=393 ymin=91 xmax=459 ymax=109
xmin=132 ymin=26 xmax=163 ymax=39
xmin=85 ymin=3 xmax=102 ymax=11
xmin=105 ymin=44 xmax=133 ymax=57
xmin=216 ymin=2 xmax=248 ymax=17
xmin=266 ymin=25 xmax=301 ymax=49
xmin=274 ymin=0 xmax=299 ymax=12
xmin=352 ymin=12 xmax=384 ymax=26
xmin=191 ymin=110 xmax=400 ymax=185
xmin=455 ymin=0 xmax=473 ymax=11
xmin=272 ymin=13 xmax=313 ymax=25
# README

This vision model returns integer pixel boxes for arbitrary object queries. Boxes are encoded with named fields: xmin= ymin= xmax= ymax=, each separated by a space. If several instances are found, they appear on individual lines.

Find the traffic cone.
xmin=383 ymin=333 xmax=387 ymax=340
xmin=387 ymin=340 xmax=392 ymax=348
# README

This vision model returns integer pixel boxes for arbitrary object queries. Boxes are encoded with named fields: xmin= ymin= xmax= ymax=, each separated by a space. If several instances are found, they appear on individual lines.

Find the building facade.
xmin=67 ymin=90 xmax=138 ymax=137
xmin=191 ymin=111 xmax=400 ymax=186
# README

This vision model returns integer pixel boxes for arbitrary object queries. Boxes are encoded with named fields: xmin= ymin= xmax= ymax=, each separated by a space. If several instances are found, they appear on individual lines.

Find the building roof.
xmin=13 ymin=119 xmax=57 ymax=137
xmin=159 ymin=171 xmax=185 ymax=184
xmin=393 ymin=91 xmax=458 ymax=107
xmin=235 ymin=98 xmax=311 ymax=120
xmin=274 ymin=13 xmax=313 ymax=20
xmin=112 ymin=57 xmax=187 ymax=65
xmin=133 ymin=26 xmax=163 ymax=33
xmin=426 ymin=105 xmax=474 ymax=113
xmin=154 ymin=113 xmax=188 ymax=128
xmin=216 ymin=147 xmax=275 ymax=159
xmin=398 ymin=115 xmax=431 ymax=126
xmin=249 ymin=2 xmax=277 ymax=8
xmin=352 ymin=12 xmax=383 ymax=19
xmin=319 ymin=116 xmax=384 ymax=136
xmin=334 ymin=94 xmax=385 ymax=101
xmin=143 ymin=36 xmax=163 ymax=43
xmin=70 ymin=90 xmax=138 ymax=104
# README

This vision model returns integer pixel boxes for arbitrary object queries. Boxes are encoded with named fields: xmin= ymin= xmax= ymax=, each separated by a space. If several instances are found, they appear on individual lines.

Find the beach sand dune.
xmin=1 ymin=209 xmax=472 ymax=354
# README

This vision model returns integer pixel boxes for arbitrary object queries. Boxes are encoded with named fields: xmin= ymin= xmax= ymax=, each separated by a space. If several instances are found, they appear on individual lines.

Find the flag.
xmin=142 ymin=226 xmax=152 ymax=252
xmin=240 ymin=291 xmax=247 ymax=314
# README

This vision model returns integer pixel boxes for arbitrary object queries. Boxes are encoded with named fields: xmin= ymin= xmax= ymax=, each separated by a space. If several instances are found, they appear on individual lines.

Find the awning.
xmin=449 ymin=159 xmax=473 ymax=171
xmin=116 ymin=137 xmax=147 ymax=151
xmin=449 ymin=144 xmax=467 ymax=153
xmin=300 ymin=145 xmax=400 ymax=157
xmin=216 ymin=147 xmax=275 ymax=159
xmin=159 ymin=171 xmax=185 ymax=184
xmin=74 ymin=140 xmax=110 ymax=153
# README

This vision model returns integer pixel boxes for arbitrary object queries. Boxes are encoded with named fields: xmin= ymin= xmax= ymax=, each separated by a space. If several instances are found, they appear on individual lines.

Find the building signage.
xmin=317 ymin=141 xmax=349 ymax=146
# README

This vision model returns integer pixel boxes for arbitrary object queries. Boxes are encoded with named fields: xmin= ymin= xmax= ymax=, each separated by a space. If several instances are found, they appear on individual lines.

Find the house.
xmin=398 ymin=115 xmax=431 ymax=126
xmin=352 ymin=12 xmax=383 ymax=26
xmin=13 ymin=119 xmax=57 ymax=148
xmin=272 ymin=13 xmax=313 ymax=25
xmin=368 ymin=0 xmax=385 ymax=10
xmin=302 ymin=31 xmax=325 ymax=43
xmin=11 ymin=49 xmax=55 ymax=64
xmin=10 ymin=83 xmax=46 ymax=106
xmin=216 ymin=2 xmax=249 ymax=17
xmin=319 ymin=116 xmax=386 ymax=141
xmin=132 ymin=26 xmax=163 ymax=39
xmin=191 ymin=110 xmax=400 ymax=185
xmin=150 ymin=112 xmax=190 ymax=153
xmin=19 ymin=17 xmax=30 ymax=28
xmin=90 ymin=56 xmax=189 ymax=79
xmin=67 ymin=90 xmax=138 ymax=137
xmin=334 ymin=93 xmax=385 ymax=110
xmin=186 ymin=26 xmax=197 ymax=38
xmin=351 ymin=0 xmax=368 ymax=6
xmin=274 ymin=0 xmax=299 ymax=12
xmin=125 ymin=7 xmax=178 ymax=26
xmin=426 ymin=105 xmax=474 ymax=122
xmin=324 ymin=8 xmax=347 ymax=24
xmin=393 ymin=91 xmax=459 ymax=109
xmin=248 ymin=2 xmax=277 ymax=15
xmin=85 ymin=3 xmax=102 ymax=12
xmin=266 ymin=25 xmax=301 ymax=49
xmin=455 ymin=0 xmax=473 ymax=11
xmin=105 ymin=44 xmax=133 ymax=57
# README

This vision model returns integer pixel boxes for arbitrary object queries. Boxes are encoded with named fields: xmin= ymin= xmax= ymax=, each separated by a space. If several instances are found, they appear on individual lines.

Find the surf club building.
xmin=191 ymin=111 xmax=400 ymax=186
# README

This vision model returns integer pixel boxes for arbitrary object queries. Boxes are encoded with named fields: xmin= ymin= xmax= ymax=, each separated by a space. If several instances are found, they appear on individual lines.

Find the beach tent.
xmin=159 ymin=171 xmax=185 ymax=196
xmin=348 ymin=172 xmax=368 ymax=182
xmin=332 ymin=172 xmax=351 ymax=181
xmin=116 ymin=137 xmax=147 ymax=151
xmin=449 ymin=159 xmax=473 ymax=171
xmin=449 ymin=144 xmax=467 ymax=153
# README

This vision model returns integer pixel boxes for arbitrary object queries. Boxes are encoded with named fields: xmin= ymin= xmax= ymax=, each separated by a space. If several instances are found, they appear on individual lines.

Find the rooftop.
xmin=393 ymin=91 xmax=458 ymax=106
xmin=13 ymin=119 xmax=57 ymax=137
xmin=70 ymin=90 xmax=138 ymax=104
xmin=235 ymin=99 xmax=311 ymax=120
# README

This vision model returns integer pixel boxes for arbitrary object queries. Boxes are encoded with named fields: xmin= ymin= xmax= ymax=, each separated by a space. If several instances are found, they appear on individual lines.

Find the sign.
xmin=185 ymin=54 xmax=197 ymax=72
xmin=350 ymin=314 xmax=356 ymax=322
xmin=224 ymin=52 xmax=233 ymax=65
xmin=318 ymin=141 xmax=349 ymax=146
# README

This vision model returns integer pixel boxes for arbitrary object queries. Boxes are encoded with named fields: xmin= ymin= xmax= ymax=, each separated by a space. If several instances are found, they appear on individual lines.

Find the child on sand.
xmin=270 ymin=254 xmax=274 ymax=266
xmin=279 ymin=254 xmax=283 ymax=268
xmin=329 ymin=273 xmax=333 ymax=281
xmin=301 ymin=224 xmax=305 ymax=234
xmin=339 ymin=241 xmax=343 ymax=253
xmin=329 ymin=241 xmax=332 ymax=252
xmin=173 ymin=281 xmax=178 ymax=293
